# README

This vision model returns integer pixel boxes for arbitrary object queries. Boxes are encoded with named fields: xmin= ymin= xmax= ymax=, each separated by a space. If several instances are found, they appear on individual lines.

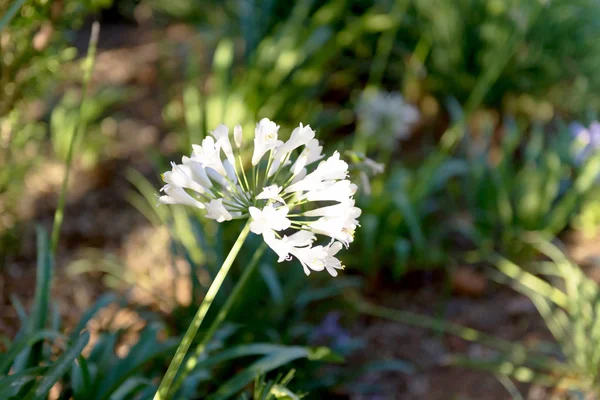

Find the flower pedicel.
xmin=159 ymin=118 xmax=361 ymax=276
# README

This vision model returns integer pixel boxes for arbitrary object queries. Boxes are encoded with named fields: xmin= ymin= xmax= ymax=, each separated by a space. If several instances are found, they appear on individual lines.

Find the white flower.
xmin=163 ymin=162 xmax=206 ymax=194
xmin=263 ymin=229 xmax=316 ymax=262
xmin=249 ymin=205 xmax=291 ymax=234
xmin=309 ymin=210 xmax=360 ymax=247
xmin=252 ymin=118 xmax=282 ymax=165
xmin=303 ymin=198 xmax=361 ymax=218
xmin=364 ymin=158 xmax=385 ymax=175
xmin=234 ymin=124 xmax=243 ymax=148
xmin=192 ymin=136 xmax=227 ymax=176
xmin=304 ymin=180 xmax=358 ymax=202
xmin=206 ymin=199 xmax=233 ymax=222
xmin=256 ymin=185 xmax=285 ymax=204
xmin=181 ymin=157 xmax=213 ymax=189
xmin=324 ymin=242 xmax=344 ymax=277
xmin=284 ymin=151 xmax=348 ymax=193
xmin=290 ymin=245 xmax=328 ymax=275
xmin=302 ymin=139 xmax=324 ymax=165
xmin=158 ymin=118 xmax=361 ymax=277
xmin=357 ymin=90 xmax=420 ymax=145
xmin=159 ymin=185 xmax=205 ymax=209
xmin=274 ymin=123 xmax=315 ymax=161
xmin=210 ymin=124 xmax=235 ymax=164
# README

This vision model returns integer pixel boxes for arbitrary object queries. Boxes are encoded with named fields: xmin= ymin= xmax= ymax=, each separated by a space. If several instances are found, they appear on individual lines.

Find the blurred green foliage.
xmin=451 ymin=238 xmax=600 ymax=397
xmin=0 ymin=0 xmax=113 ymax=264
xmin=0 ymin=228 xmax=329 ymax=399
xmin=399 ymin=0 xmax=600 ymax=116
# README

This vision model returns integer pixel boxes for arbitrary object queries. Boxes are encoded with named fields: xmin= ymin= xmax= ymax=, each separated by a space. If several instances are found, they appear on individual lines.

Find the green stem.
xmin=50 ymin=22 xmax=100 ymax=255
xmin=169 ymin=242 xmax=267 ymax=396
xmin=0 ymin=0 xmax=27 ymax=31
xmin=153 ymin=220 xmax=252 ymax=400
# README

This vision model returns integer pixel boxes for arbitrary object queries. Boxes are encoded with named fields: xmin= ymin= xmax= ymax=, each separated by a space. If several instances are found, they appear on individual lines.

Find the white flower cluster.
xmin=159 ymin=118 xmax=361 ymax=277
xmin=357 ymin=91 xmax=420 ymax=144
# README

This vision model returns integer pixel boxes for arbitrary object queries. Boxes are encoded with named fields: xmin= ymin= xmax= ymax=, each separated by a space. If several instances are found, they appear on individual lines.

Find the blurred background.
xmin=3 ymin=0 xmax=600 ymax=399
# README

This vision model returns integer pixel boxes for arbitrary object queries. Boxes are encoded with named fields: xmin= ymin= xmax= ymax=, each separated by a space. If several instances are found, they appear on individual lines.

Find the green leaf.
xmin=207 ymin=347 xmax=317 ymax=400
xmin=193 ymin=344 xmax=299 ymax=371
xmin=96 ymin=325 xmax=178 ymax=400
xmin=392 ymin=192 xmax=425 ymax=254
xmin=9 ymin=295 xmax=28 ymax=326
xmin=0 ymin=0 xmax=27 ymax=31
xmin=29 ymin=227 xmax=53 ymax=330
xmin=259 ymin=263 xmax=284 ymax=304
xmin=306 ymin=346 xmax=343 ymax=363
xmin=30 ymin=331 xmax=90 ymax=399
xmin=0 ymin=331 xmax=63 ymax=375
xmin=0 ymin=367 xmax=47 ymax=399
xmin=107 ymin=377 xmax=154 ymax=400
xmin=71 ymin=356 xmax=93 ymax=399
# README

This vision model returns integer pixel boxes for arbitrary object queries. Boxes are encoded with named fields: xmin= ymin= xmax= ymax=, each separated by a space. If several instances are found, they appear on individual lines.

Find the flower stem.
xmin=169 ymin=242 xmax=267 ymax=396
xmin=153 ymin=220 xmax=252 ymax=400
xmin=50 ymin=22 xmax=100 ymax=255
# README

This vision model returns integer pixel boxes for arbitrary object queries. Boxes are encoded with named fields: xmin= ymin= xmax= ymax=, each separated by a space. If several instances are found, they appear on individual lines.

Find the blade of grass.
xmin=25 ymin=226 xmax=53 ymax=368
xmin=50 ymin=21 xmax=100 ymax=254
xmin=0 ymin=0 xmax=27 ymax=31
xmin=0 ymin=367 xmax=48 ymax=399
xmin=26 ymin=331 xmax=90 ymax=400
xmin=0 ymin=331 xmax=63 ymax=374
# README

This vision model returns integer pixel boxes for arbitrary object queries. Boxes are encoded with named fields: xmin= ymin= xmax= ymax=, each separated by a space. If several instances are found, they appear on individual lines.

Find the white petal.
xmin=303 ymin=199 xmax=361 ymax=218
xmin=205 ymin=199 xmax=232 ymax=222
xmin=273 ymin=123 xmax=315 ymax=161
xmin=182 ymin=157 xmax=213 ymax=188
xmin=291 ymin=152 xmax=308 ymax=178
xmin=309 ymin=215 xmax=358 ymax=247
xmin=284 ymin=152 xmax=348 ymax=194
xmin=290 ymin=245 xmax=327 ymax=275
xmin=223 ymin=159 xmax=238 ymax=183
xmin=290 ymin=168 xmax=307 ymax=185
xmin=286 ymin=230 xmax=317 ymax=247
xmin=210 ymin=124 xmax=235 ymax=165
xmin=267 ymin=157 xmax=282 ymax=177
xmin=303 ymin=139 xmax=324 ymax=165
xmin=163 ymin=162 xmax=206 ymax=194
xmin=256 ymin=185 xmax=285 ymax=204
xmin=262 ymin=230 xmax=292 ymax=262
xmin=304 ymin=180 xmax=357 ymax=202
xmin=206 ymin=167 xmax=229 ymax=188
xmin=192 ymin=136 xmax=227 ymax=175
xmin=252 ymin=118 xmax=282 ymax=165
xmin=234 ymin=124 xmax=243 ymax=148
xmin=249 ymin=204 xmax=290 ymax=234
xmin=158 ymin=185 xmax=205 ymax=209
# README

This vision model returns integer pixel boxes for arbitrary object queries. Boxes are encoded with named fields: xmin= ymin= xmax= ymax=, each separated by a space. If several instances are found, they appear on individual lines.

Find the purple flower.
xmin=569 ymin=121 xmax=600 ymax=164
xmin=311 ymin=311 xmax=352 ymax=349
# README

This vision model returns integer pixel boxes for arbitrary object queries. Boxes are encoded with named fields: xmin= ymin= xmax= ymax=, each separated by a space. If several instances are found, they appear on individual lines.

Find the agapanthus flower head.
xmin=158 ymin=118 xmax=361 ymax=277
xmin=570 ymin=121 xmax=600 ymax=164
xmin=357 ymin=90 xmax=420 ymax=145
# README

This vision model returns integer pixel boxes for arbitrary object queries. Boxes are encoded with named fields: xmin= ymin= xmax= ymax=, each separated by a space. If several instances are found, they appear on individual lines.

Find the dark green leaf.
xmin=31 ymin=331 xmax=90 ymax=399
